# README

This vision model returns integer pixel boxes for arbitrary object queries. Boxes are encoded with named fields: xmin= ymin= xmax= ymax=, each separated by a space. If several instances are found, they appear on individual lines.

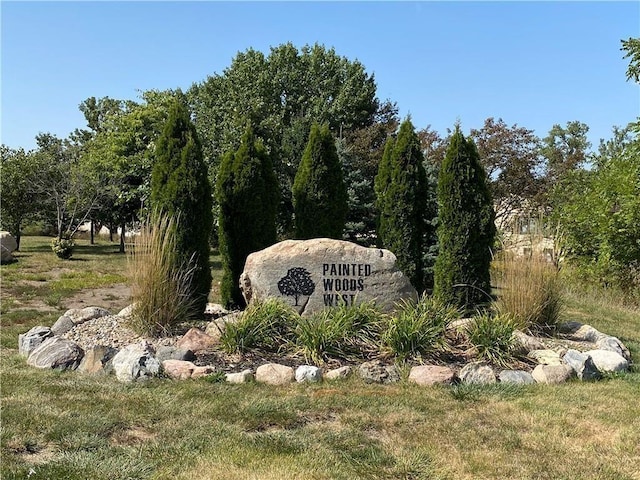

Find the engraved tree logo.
xmin=277 ymin=267 xmax=315 ymax=306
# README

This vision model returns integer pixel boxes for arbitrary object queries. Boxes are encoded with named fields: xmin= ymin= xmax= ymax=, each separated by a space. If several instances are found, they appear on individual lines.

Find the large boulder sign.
xmin=240 ymin=239 xmax=417 ymax=315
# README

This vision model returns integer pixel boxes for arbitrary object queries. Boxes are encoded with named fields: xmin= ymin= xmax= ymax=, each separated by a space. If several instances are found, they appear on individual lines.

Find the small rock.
xmin=358 ymin=360 xmax=400 ymax=384
xmin=584 ymin=350 xmax=629 ymax=373
xmin=204 ymin=303 xmax=229 ymax=317
xmin=78 ymin=346 xmax=118 ymax=374
xmin=511 ymin=330 xmax=545 ymax=355
xmin=176 ymin=328 xmax=217 ymax=353
xmin=532 ymin=364 xmax=574 ymax=384
xmin=255 ymin=363 xmax=295 ymax=385
xmin=51 ymin=315 xmax=75 ymax=336
xmin=562 ymin=349 xmax=600 ymax=380
xmin=325 ymin=366 xmax=352 ymax=380
xmin=111 ymin=342 xmax=161 ymax=383
xmin=64 ymin=306 xmax=111 ymax=325
xmin=447 ymin=318 xmax=474 ymax=332
xmin=408 ymin=365 xmax=455 ymax=386
xmin=528 ymin=349 xmax=562 ymax=366
xmin=459 ymin=362 xmax=496 ymax=385
xmin=498 ymin=370 xmax=535 ymax=385
xmin=226 ymin=369 xmax=254 ymax=384
xmin=19 ymin=326 xmax=54 ymax=357
xmin=561 ymin=323 xmax=603 ymax=343
xmin=204 ymin=319 xmax=228 ymax=342
xmin=162 ymin=359 xmax=215 ymax=380
xmin=27 ymin=337 xmax=84 ymax=371
xmin=295 ymin=365 xmax=322 ymax=383
xmin=155 ymin=346 xmax=195 ymax=362
xmin=117 ymin=304 xmax=135 ymax=319
xmin=595 ymin=336 xmax=631 ymax=362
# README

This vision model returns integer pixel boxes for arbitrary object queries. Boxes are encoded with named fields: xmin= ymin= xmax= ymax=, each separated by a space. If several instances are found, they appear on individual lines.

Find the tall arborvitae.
xmin=217 ymin=126 xmax=279 ymax=308
xmin=293 ymin=123 xmax=347 ymax=239
xmin=150 ymin=97 xmax=213 ymax=317
xmin=375 ymin=118 xmax=434 ymax=293
xmin=434 ymin=125 xmax=496 ymax=311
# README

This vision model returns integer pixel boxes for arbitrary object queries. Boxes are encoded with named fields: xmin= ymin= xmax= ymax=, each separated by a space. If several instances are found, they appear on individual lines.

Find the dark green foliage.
xmin=293 ymin=123 xmax=348 ymax=239
xmin=150 ymin=97 xmax=213 ymax=316
xmin=375 ymin=119 xmax=436 ymax=293
xmin=217 ymin=126 xmax=279 ymax=308
xmin=434 ymin=126 xmax=496 ymax=311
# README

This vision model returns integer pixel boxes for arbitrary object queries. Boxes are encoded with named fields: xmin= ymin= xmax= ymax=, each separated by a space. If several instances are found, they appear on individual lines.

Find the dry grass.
xmin=127 ymin=213 xmax=198 ymax=337
xmin=493 ymin=252 xmax=563 ymax=334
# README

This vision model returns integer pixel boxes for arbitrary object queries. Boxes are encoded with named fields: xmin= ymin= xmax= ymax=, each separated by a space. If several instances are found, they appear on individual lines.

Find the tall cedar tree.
xmin=293 ymin=123 xmax=347 ymax=239
xmin=150 ymin=98 xmax=213 ymax=317
xmin=217 ymin=126 xmax=279 ymax=308
xmin=375 ymin=119 xmax=433 ymax=293
xmin=434 ymin=126 xmax=496 ymax=311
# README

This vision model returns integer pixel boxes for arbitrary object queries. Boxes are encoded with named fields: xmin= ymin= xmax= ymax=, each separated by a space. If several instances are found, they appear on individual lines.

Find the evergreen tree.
xmin=293 ymin=123 xmax=347 ymax=239
xmin=217 ymin=126 xmax=279 ymax=308
xmin=434 ymin=126 xmax=496 ymax=311
xmin=150 ymin=97 xmax=213 ymax=316
xmin=374 ymin=118 xmax=434 ymax=293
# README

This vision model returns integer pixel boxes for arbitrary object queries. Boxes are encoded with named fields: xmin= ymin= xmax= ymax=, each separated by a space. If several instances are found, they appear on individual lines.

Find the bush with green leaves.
xmin=150 ymin=96 xmax=213 ymax=317
xmin=467 ymin=312 xmax=517 ymax=368
xmin=294 ymin=301 xmax=382 ymax=364
xmin=219 ymin=299 xmax=298 ymax=354
xmin=51 ymin=237 xmax=74 ymax=259
xmin=292 ymin=122 xmax=348 ymax=239
xmin=381 ymin=295 xmax=460 ymax=360
xmin=434 ymin=126 xmax=496 ymax=311
xmin=127 ymin=213 xmax=198 ymax=337
xmin=375 ymin=118 xmax=436 ymax=293
xmin=217 ymin=126 xmax=279 ymax=308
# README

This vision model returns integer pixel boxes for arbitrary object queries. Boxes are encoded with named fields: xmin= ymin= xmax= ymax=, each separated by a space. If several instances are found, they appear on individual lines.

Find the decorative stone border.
xmin=17 ymin=305 xmax=632 ymax=386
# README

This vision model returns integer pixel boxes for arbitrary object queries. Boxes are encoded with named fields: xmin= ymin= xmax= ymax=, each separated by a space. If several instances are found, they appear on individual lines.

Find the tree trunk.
xmin=119 ymin=222 xmax=126 ymax=253
xmin=90 ymin=219 xmax=95 ymax=245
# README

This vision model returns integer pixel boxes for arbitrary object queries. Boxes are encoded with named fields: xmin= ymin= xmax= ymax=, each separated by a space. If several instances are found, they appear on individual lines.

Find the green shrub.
xmin=51 ymin=237 xmax=74 ymax=259
xmin=294 ymin=301 xmax=382 ymax=364
xmin=381 ymin=295 xmax=459 ymax=360
xmin=150 ymin=96 xmax=213 ymax=317
xmin=434 ymin=126 xmax=496 ymax=311
xmin=219 ymin=299 xmax=298 ymax=354
xmin=127 ymin=213 xmax=198 ymax=337
xmin=467 ymin=312 xmax=517 ymax=367
xmin=494 ymin=253 xmax=563 ymax=334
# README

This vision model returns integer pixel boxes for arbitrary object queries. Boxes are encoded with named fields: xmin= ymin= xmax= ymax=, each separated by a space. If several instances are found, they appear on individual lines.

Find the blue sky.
xmin=2 ymin=1 xmax=638 ymax=151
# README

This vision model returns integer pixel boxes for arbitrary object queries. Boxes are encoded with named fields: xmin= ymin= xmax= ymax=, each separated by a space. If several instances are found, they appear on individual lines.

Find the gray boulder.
xmin=155 ymin=346 xmax=196 ymax=363
xmin=51 ymin=315 xmax=75 ymax=336
xmin=295 ymin=365 xmax=323 ymax=383
xmin=325 ymin=366 xmax=352 ymax=380
xmin=18 ymin=326 xmax=54 ymax=357
xmin=27 ymin=337 xmax=84 ymax=370
xmin=511 ymin=330 xmax=545 ymax=355
xmin=532 ymin=364 xmax=575 ymax=384
xmin=358 ymin=360 xmax=400 ymax=384
xmin=64 ymin=306 xmax=111 ymax=325
xmin=562 ymin=349 xmax=600 ymax=380
xmin=459 ymin=362 xmax=496 ymax=385
xmin=0 ymin=231 xmax=18 ymax=263
xmin=409 ymin=365 xmax=456 ymax=386
xmin=584 ymin=350 xmax=629 ymax=373
xmin=595 ymin=336 xmax=631 ymax=362
xmin=498 ymin=370 xmax=535 ymax=385
xmin=240 ymin=238 xmax=417 ymax=315
xmin=255 ymin=363 xmax=295 ymax=385
xmin=111 ymin=342 xmax=161 ymax=383
xmin=527 ymin=349 xmax=562 ymax=366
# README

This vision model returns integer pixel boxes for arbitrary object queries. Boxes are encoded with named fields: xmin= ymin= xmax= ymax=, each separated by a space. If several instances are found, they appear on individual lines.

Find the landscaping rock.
xmin=498 ymin=370 xmax=535 ymax=385
xmin=64 ymin=306 xmax=111 ymax=325
xmin=358 ymin=360 xmax=400 ymax=384
xmin=111 ymin=342 xmax=161 ymax=383
xmin=528 ymin=349 xmax=562 ymax=366
xmin=176 ymin=328 xmax=217 ymax=353
xmin=559 ymin=322 xmax=605 ymax=343
xmin=204 ymin=303 xmax=229 ymax=318
xmin=0 ymin=231 xmax=18 ymax=263
xmin=511 ymin=330 xmax=545 ymax=355
xmin=117 ymin=304 xmax=135 ymax=319
xmin=408 ymin=365 xmax=455 ymax=386
xmin=226 ymin=369 xmax=254 ymax=384
xmin=78 ymin=346 xmax=118 ymax=374
xmin=325 ymin=366 xmax=352 ymax=380
xmin=562 ymin=349 xmax=600 ymax=380
xmin=255 ymin=363 xmax=295 ymax=385
xmin=27 ymin=337 xmax=84 ymax=371
xmin=532 ymin=364 xmax=574 ymax=384
xmin=595 ymin=336 xmax=631 ymax=362
xmin=18 ymin=326 xmax=54 ymax=357
xmin=459 ymin=362 xmax=496 ymax=385
xmin=239 ymin=238 xmax=418 ymax=315
xmin=155 ymin=346 xmax=195 ymax=363
xmin=51 ymin=315 xmax=75 ymax=336
xmin=584 ymin=350 xmax=629 ymax=373
xmin=295 ymin=365 xmax=323 ymax=383
xmin=162 ymin=359 xmax=215 ymax=380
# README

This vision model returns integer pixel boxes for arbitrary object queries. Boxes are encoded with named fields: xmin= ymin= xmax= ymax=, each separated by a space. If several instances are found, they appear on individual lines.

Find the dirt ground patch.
xmin=63 ymin=283 xmax=131 ymax=313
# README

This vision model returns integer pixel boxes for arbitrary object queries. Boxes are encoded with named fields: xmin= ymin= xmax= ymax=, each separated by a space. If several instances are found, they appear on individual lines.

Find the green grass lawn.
xmin=1 ymin=237 xmax=639 ymax=479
